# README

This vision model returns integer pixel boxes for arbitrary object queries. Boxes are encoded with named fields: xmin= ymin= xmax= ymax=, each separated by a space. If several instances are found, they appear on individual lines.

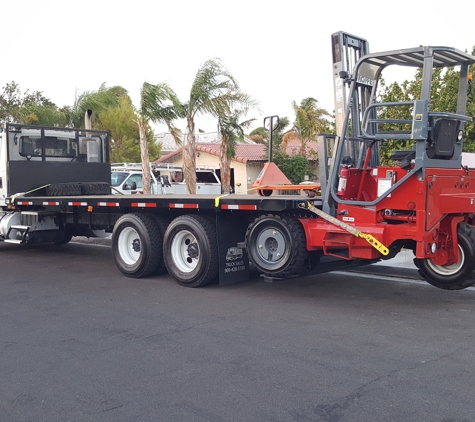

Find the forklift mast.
xmin=322 ymin=31 xmax=376 ymax=213
xmin=331 ymin=32 xmax=370 ymax=140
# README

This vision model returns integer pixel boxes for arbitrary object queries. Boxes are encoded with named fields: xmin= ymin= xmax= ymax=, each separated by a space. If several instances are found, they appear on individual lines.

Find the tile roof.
xmin=154 ymin=132 xmax=319 ymax=164
xmin=154 ymin=132 xmax=257 ymax=152
xmin=154 ymin=132 xmax=183 ymax=150
xmin=155 ymin=143 xmax=267 ymax=164
xmin=284 ymin=139 xmax=319 ymax=157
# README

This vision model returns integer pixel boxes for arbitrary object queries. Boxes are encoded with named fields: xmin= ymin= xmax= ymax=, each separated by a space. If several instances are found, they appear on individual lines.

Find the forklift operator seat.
xmin=426 ymin=118 xmax=460 ymax=160
xmin=391 ymin=118 xmax=461 ymax=168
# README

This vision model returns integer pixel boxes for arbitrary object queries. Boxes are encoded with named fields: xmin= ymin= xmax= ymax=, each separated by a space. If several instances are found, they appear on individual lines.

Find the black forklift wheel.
xmin=415 ymin=223 xmax=475 ymax=290
xmin=245 ymin=214 xmax=307 ymax=276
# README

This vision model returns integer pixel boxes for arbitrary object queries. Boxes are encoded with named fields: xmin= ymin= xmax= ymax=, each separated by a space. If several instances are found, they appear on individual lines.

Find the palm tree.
xmin=181 ymin=58 xmax=255 ymax=194
xmin=98 ymin=95 xmax=161 ymax=163
xmin=249 ymin=117 xmax=290 ymax=158
xmin=217 ymin=112 xmax=255 ymax=193
xmin=282 ymin=97 xmax=330 ymax=157
xmin=66 ymin=83 xmax=128 ymax=128
xmin=136 ymin=82 xmax=183 ymax=194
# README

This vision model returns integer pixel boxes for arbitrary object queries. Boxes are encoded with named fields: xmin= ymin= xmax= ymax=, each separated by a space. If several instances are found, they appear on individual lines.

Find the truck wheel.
xmin=416 ymin=223 xmax=475 ymax=290
xmin=112 ymin=213 xmax=162 ymax=278
xmin=245 ymin=214 xmax=308 ymax=276
xmin=54 ymin=229 xmax=73 ymax=244
xmin=163 ymin=215 xmax=219 ymax=287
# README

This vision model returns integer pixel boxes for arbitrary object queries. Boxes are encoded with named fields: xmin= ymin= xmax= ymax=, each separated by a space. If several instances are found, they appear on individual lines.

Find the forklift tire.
xmin=415 ymin=223 xmax=475 ymax=290
xmin=163 ymin=215 xmax=219 ymax=288
xmin=245 ymin=214 xmax=308 ymax=276
xmin=112 ymin=213 xmax=162 ymax=278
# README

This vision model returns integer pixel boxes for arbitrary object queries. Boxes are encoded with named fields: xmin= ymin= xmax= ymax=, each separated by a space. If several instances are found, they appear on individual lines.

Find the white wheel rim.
xmin=427 ymin=244 xmax=465 ymax=276
xmin=118 ymin=227 xmax=141 ymax=265
xmin=171 ymin=230 xmax=199 ymax=273
xmin=256 ymin=228 xmax=286 ymax=263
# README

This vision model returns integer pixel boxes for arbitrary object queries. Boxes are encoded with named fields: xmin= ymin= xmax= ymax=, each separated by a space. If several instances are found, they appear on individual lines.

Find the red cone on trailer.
xmin=252 ymin=162 xmax=291 ymax=188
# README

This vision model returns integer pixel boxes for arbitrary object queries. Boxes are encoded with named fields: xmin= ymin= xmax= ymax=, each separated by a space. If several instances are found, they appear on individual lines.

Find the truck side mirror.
xmin=130 ymin=181 xmax=137 ymax=190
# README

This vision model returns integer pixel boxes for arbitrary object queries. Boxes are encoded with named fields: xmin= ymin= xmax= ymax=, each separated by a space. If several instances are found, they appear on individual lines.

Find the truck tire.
xmin=245 ymin=214 xmax=308 ymax=276
xmin=80 ymin=182 xmax=111 ymax=195
xmin=46 ymin=183 xmax=82 ymax=196
xmin=415 ymin=223 xmax=475 ymax=290
xmin=163 ymin=215 xmax=219 ymax=287
xmin=148 ymin=213 xmax=171 ymax=275
xmin=112 ymin=213 xmax=162 ymax=278
xmin=53 ymin=229 xmax=73 ymax=244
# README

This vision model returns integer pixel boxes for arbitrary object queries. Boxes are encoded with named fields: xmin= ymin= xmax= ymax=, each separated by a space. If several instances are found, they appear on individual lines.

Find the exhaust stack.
xmin=84 ymin=109 xmax=93 ymax=130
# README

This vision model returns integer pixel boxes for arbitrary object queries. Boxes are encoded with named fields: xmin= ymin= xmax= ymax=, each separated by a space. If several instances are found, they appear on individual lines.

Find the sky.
xmin=2 ymin=0 xmax=474 ymax=134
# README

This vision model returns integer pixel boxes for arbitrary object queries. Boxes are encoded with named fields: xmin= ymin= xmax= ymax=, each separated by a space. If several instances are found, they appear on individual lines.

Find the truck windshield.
xmin=111 ymin=172 xmax=128 ymax=187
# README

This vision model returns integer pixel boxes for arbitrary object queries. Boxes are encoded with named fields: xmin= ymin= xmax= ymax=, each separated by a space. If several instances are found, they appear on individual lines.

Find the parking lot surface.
xmin=1 ymin=241 xmax=475 ymax=422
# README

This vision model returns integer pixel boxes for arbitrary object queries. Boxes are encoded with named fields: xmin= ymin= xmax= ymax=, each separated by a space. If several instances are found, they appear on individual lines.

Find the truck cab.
xmin=0 ymin=124 xmax=110 ymax=209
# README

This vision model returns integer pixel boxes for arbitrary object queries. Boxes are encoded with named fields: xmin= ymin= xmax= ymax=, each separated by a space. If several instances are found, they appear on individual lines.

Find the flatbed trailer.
xmin=5 ymin=190 xmax=384 ymax=287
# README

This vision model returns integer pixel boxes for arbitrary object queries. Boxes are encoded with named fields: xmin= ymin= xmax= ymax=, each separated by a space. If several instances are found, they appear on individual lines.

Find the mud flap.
xmin=216 ymin=213 xmax=250 ymax=285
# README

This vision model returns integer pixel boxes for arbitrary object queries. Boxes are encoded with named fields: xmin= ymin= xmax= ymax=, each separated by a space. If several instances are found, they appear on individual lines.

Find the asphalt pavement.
xmin=2 ymin=241 xmax=474 ymax=422
xmin=349 ymin=249 xmax=421 ymax=280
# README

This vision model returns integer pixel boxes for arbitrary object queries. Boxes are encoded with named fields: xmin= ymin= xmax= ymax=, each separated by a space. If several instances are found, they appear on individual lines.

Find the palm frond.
xmin=140 ymin=82 xmax=184 ymax=123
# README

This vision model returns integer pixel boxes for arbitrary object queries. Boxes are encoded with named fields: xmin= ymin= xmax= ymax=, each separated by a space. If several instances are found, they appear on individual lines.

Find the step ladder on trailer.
xmin=160 ymin=175 xmax=173 ymax=194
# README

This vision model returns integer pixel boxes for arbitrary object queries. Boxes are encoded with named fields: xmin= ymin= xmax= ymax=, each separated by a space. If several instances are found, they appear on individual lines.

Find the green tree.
xmin=217 ymin=111 xmax=255 ymax=193
xmin=65 ymin=83 xmax=128 ymax=128
xmin=0 ymin=81 xmax=23 ymax=123
xmin=249 ymin=116 xmax=290 ymax=152
xmin=0 ymin=81 xmax=65 ymax=126
xmin=136 ymin=82 xmax=183 ymax=194
xmin=377 ymin=49 xmax=475 ymax=163
xmin=180 ymin=58 xmax=255 ymax=194
xmin=272 ymin=152 xmax=310 ymax=184
xmin=98 ymin=95 xmax=160 ymax=163
xmin=247 ymin=126 xmax=268 ymax=144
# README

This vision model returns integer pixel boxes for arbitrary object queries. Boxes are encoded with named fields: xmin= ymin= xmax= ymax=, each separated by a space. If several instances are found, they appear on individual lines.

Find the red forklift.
xmin=280 ymin=32 xmax=475 ymax=290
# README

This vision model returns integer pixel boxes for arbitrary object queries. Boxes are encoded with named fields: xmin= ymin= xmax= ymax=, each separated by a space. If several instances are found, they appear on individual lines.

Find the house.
xmin=155 ymin=143 xmax=267 ymax=194
xmin=283 ymin=138 xmax=319 ymax=160
xmin=154 ymin=131 xmax=320 ymax=194
xmin=154 ymin=131 xmax=257 ymax=157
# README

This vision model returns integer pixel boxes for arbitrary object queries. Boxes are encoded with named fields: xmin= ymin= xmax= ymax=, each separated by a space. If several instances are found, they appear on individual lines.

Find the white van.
xmin=111 ymin=163 xmax=221 ymax=195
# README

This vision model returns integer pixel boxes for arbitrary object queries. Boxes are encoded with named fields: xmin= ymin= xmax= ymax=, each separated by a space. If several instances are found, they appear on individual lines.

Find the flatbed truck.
xmin=1 ymin=32 xmax=475 ymax=291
